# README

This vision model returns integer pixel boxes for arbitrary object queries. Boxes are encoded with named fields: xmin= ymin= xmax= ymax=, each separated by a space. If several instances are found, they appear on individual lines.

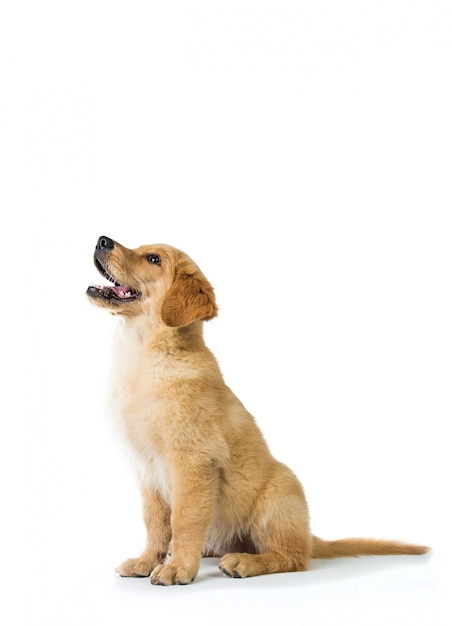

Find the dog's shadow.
xmin=200 ymin=553 xmax=432 ymax=589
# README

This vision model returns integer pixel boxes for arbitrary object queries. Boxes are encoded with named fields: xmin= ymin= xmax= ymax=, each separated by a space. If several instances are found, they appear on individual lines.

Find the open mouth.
xmin=87 ymin=257 xmax=140 ymax=302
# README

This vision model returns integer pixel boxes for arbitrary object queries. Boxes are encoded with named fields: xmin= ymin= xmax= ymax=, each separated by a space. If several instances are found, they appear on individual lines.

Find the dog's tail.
xmin=311 ymin=535 xmax=430 ymax=558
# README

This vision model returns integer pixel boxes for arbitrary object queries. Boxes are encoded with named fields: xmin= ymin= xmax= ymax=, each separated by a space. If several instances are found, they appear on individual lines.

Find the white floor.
xmin=1 ymin=550 xmax=443 ymax=626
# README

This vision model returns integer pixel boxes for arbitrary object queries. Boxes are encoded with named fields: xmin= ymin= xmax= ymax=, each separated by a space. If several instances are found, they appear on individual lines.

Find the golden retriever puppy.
xmin=87 ymin=235 xmax=429 ymax=585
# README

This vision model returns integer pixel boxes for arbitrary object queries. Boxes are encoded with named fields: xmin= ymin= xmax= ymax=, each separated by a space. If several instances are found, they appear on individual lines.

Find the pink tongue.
xmin=111 ymin=286 xmax=133 ymax=298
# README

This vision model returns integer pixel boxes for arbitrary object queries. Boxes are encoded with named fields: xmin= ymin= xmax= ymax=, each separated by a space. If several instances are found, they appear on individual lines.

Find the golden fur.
xmin=87 ymin=236 xmax=429 ymax=585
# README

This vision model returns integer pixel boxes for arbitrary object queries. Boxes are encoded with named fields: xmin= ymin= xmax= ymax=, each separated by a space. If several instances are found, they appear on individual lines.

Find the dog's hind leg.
xmin=219 ymin=462 xmax=312 ymax=578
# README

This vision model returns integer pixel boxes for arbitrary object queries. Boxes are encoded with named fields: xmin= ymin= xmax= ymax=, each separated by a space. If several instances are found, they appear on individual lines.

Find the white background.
xmin=0 ymin=1 xmax=450 ymax=624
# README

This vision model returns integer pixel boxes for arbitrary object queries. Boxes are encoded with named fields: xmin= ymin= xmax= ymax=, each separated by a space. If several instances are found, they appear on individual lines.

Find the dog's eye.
xmin=147 ymin=253 xmax=161 ymax=266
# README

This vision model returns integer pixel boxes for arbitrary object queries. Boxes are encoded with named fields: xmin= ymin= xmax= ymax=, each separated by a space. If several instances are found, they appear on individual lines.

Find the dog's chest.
xmin=109 ymin=339 xmax=173 ymax=501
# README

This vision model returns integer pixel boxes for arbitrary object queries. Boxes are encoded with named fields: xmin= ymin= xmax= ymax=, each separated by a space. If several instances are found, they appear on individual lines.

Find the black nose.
xmin=96 ymin=236 xmax=115 ymax=251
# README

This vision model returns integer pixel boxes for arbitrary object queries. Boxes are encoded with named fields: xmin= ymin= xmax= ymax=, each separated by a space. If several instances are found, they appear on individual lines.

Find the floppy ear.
xmin=161 ymin=270 xmax=218 ymax=328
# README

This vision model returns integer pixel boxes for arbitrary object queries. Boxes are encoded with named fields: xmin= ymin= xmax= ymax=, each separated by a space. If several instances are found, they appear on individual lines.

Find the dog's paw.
xmin=219 ymin=553 xmax=258 ymax=578
xmin=116 ymin=557 xmax=158 ymax=578
xmin=150 ymin=560 xmax=198 ymax=586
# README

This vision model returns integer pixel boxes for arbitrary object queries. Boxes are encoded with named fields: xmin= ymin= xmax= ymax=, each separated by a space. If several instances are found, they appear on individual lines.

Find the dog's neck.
xmin=116 ymin=315 xmax=208 ymax=354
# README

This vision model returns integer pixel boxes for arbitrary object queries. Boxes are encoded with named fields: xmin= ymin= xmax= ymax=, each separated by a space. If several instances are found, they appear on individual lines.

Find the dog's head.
xmin=87 ymin=236 xmax=218 ymax=327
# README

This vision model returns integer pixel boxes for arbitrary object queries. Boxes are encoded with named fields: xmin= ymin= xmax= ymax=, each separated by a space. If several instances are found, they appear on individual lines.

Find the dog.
xmin=87 ymin=235 xmax=429 ymax=585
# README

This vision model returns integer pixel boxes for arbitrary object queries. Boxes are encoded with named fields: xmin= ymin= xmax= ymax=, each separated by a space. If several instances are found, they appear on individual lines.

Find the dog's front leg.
xmin=150 ymin=453 xmax=218 ymax=585
xmin=116 ymin=487 xmax=171 ymax=578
